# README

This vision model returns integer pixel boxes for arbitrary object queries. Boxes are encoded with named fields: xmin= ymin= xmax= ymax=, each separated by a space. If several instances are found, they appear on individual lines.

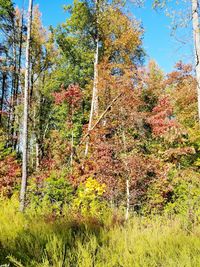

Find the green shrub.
xmin=27 ymin=171 xmax=74 ymax=215
xmin=165 ymin=170 xmax=200 ymax=221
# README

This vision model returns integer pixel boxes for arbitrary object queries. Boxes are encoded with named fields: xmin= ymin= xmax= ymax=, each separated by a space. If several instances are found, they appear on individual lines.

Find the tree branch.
xmin=80 ymin=92 xmax=123 ymax=145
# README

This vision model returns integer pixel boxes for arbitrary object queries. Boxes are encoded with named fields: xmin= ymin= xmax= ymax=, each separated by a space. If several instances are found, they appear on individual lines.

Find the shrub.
xmin=0 ymin=130 xmax=21 ymax=197
xmin=73 ymin=177 xmax=106 ymax=217
xmin=27 ymin=170 xmax=74 ymax=215
xmin=165 ymin=170 xmax=200 ymax=222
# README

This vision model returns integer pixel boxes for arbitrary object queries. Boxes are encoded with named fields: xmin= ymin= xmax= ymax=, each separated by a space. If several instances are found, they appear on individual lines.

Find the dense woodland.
xmin=1 ymin=0 xmax=200 ymax=266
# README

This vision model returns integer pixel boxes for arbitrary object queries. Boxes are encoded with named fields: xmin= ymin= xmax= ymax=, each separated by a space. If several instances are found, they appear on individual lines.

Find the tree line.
xmin=0 ymin=0 xmax=200 ymax=218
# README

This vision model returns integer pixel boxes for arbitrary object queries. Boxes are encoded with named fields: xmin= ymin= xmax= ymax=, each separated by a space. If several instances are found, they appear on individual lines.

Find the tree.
xmin=20 ymin=0 xmax=33 ymax=212
xmin=0 ymin=1 xmax=27 ymax=150
xmin=0 ymin=0 xmax=14 ymax=127
xmin=27 ymin=6 xmax=57 ymax=171
xmin=153 ymin=0 xmax=200 ymax=123
xmin=85 ymin=0 xmax=99 ymax=156
xmin=85 ymin=2 xmax=144 ymax=156
xmin=191 ymin=0 xmax=200 ymax=122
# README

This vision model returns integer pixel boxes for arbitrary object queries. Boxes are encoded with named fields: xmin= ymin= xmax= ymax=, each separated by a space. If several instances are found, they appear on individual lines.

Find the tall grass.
xmin=1 ymin=198 xmax=200 ymax=267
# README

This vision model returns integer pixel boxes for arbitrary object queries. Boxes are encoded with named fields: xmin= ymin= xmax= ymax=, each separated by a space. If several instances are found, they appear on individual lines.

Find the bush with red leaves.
xmin=148 ymin=96 xmax=178 ymax=137
xmin=0 ymin=155 xmax=21 ymax=197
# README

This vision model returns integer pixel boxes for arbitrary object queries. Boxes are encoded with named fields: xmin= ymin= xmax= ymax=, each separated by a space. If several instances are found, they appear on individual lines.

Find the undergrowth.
xmin=1 ymin=197 xmax=200 ymax=267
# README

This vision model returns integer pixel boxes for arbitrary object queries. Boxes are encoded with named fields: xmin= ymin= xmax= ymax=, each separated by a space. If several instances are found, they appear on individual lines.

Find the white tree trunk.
xmin=70 ymin=129 xmax=74 ymax=173
xmin=125 ymin=179 xmax=130 ymax=221
xmin=20 ymin=0 xmax=33 ymax=212
xmin=35 ymin=141 xmax=39 ymax=171
xmin=93 ymin=35 xmax=99 ymax=117
xmin=92 ymin=0 xmax=99 ymax=118
xmin=122 ymin=129 xmax=130 ymax=221
xmin=192 ymin=0 xmax=200 ymax=122
xmin=85 ymin=0 xmax=99 ymax=156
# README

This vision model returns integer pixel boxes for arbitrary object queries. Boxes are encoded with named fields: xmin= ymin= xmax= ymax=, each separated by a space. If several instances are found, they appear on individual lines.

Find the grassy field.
xmin=1 ymin=198 xmax=200 ymax=267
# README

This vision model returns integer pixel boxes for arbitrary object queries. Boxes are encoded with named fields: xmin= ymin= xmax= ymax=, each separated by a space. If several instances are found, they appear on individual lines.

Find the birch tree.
xmin=91 ymin=0 xmax=99 ymax=117
xmin=85 ymin=0 xmax=99 ymax=156
xmin=192 ymin=0 xmax=200 ymax=122
xmin=20 ymin=0 xmax=33 ymax=212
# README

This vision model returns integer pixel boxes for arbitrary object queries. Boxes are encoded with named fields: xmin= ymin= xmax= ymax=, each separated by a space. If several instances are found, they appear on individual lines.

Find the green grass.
xmin=1 ymin=198 xmax=200 ymax=267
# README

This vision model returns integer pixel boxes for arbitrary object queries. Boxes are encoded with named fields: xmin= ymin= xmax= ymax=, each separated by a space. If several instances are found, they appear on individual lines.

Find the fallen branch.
xmin=80 ymin=92 xmax=123 ymax=145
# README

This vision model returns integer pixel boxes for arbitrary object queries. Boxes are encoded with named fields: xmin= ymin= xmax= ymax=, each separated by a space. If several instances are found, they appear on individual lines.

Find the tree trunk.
xmin=192 ymin=0 xmax=200 ymax=122
xmin=33 ymin=103 xmax=40 ymax=171
xmin=13 ymin=12 xmax=24 ymax=150
xmin=20 ymin=0 xmax=33 ymax=212
xmin=10 ymin=17 xmax=18 ymax=149
xmin=0 ymin=73 xmax=6 ymax=125
xmin=125 ymin=179 xmax=130 ymax=221
xmin=85 ymin=0 xmax=99 ymax=156
xmin=35 ymin=141 xmax=39 ymax=171
xmin=93 ymin=35 xmax=99 ymax=117
xmin=92 ymin=0 xmax=99 ymax=118
xmin=70 ymin=129 xmax=74 ymax=173
xmin=122 ymin=129 xmax=130 ymax=221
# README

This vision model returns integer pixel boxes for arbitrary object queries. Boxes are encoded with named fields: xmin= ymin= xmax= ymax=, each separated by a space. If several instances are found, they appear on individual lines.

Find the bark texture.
xmin=20 ymin=0 xmax=33 ymax=212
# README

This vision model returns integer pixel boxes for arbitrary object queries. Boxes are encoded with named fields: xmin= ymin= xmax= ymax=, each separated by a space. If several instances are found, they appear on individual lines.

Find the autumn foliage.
xmin=0 ymin=0 xmax=200 ymax=220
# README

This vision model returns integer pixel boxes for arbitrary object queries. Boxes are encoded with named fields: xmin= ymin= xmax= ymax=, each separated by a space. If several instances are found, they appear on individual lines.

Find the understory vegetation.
xmin=1 ymin=198 xmax=200 ymax=267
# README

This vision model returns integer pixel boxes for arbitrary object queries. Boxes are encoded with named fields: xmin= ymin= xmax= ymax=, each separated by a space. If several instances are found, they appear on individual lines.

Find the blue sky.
xmin=14 ymin=0 xmax=193 ymax=73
